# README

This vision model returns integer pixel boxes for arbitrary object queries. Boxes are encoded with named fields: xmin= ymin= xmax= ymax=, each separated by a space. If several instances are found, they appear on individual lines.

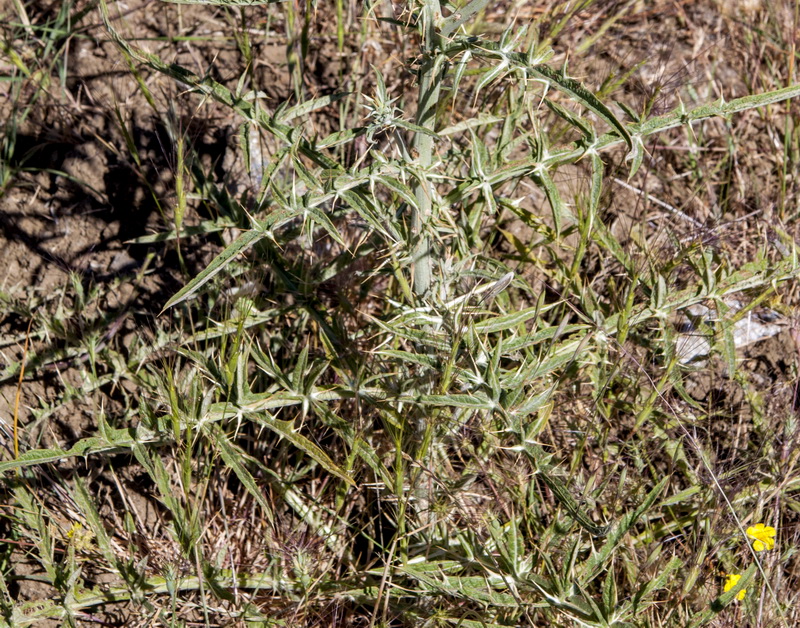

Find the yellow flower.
xmin=746 ymin=523 xmax=776 ymax=552
xmin=66 ymin=522 xmax=82 ymax=539
xmin=723 ymin=573 xmax=746 ymax=601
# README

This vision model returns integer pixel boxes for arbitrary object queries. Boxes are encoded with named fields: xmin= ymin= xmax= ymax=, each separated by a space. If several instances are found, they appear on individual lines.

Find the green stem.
xmin=411 ymin=0 xmax=443 ymax=297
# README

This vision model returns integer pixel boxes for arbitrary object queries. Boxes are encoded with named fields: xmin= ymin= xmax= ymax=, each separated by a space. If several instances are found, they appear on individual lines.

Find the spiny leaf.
xmin=128 ymin=219 xmax=235 ymax=244
xmin=531 ymin=165 xmax=572 ymax=235
xmin=626 ymin=133 xmax=645 ymax=179
xmin=473 ymin=305 xmax=541 ymax=334
xmin=276 ymin=92 xmax=349 ymax=123
xmin=580 ymin=476 xmax=669 ymax=580
xmin=416 ymin=392 xmax=495 ymax=409
xmin=527 ymin=64 xmax=631 ymax=149
xmin=633 ymin=556 xmax=682 ymax=611
xmin=0 ymin=428 xmax=140 ymax=475
xmin=162 ymin=209 xmax=295 ymax=312
xmin=250 ymin=414 xmax=356 ymax=486
xmin=529 ymin=442 xmax=611 ymax=538
xmin=71 ymin=477 xmax=117 ymax=567
xmin=441 ymin=0 xmax=493 ymax=38
xmin=207 ymin=425 xmax=276 ymax=526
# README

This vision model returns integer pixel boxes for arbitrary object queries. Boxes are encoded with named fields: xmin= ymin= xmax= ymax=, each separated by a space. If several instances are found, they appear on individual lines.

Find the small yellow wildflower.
xmin=66 ymin=521 xmax=95 ymax=551
xmin=746 ymin=523 xmax=776 ymax=552
xmin=66 ymin=522 xmax=82 ymax=539
xmin=723 ymin=573 xmax=746 ymax=601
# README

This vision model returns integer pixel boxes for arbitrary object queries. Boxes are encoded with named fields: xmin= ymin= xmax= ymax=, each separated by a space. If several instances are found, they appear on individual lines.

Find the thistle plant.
xmin=2 ymin=0 xmax=800 ymax=625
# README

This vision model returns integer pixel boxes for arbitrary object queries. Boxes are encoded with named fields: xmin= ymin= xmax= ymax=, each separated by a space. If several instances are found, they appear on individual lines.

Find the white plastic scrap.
xmin=675 ymin=298 xmax=787 ymax=364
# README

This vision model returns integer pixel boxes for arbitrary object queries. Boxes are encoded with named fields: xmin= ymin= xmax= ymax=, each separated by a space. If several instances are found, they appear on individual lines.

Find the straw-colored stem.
xmin=411 ymin=0 xmax=443 ymax=297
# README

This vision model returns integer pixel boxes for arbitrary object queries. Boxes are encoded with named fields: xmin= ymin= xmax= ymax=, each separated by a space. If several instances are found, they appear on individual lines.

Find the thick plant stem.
xmin=411 ymin=0 xmax=443 ymax=297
